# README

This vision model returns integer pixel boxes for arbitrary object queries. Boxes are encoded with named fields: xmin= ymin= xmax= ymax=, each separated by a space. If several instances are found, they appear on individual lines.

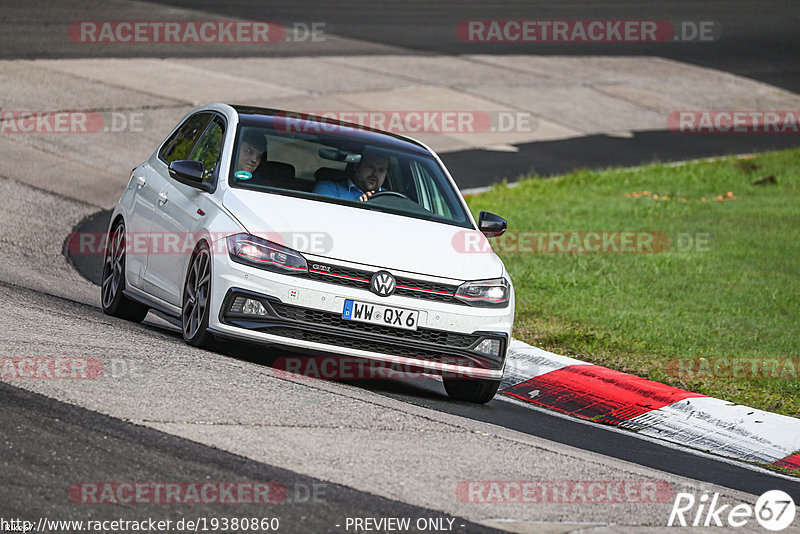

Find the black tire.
xmin=443 ymin=376 xmax=501 ymax=404
xmin=101 ymin=220 xmax=149 ymax=322
xmin=182 ymin=243 xmax=216 ymax=349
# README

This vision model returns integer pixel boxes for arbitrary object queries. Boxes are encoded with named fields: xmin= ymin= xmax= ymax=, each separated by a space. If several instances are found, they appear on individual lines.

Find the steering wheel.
xmin=367 ymin=191 xmax=410 ymax=201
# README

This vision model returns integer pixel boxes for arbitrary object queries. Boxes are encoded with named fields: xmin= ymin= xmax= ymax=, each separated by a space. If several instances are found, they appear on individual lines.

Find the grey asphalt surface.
xmin=4 ymin=1 xmax=799 ymax=94
xmin=137 ymin=0 xmax=800 ymax=93
xmin=0 ymin=379 xmax=498 ymax=534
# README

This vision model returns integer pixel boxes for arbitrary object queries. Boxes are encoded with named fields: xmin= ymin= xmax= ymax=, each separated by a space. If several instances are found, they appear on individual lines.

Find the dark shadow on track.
xmin=0 ymin=381 xmax=500 ymax=533
xmin=442 ymin=131 xmax=800 ymax=190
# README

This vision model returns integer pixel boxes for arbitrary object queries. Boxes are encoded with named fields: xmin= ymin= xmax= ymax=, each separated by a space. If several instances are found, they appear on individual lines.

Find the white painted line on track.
xmin=496 ymin=394 xmax=800 ymax=484
xmin=625 ymin=397 xmax=800 ymax=464
xmin=500 ymin=339 xmax=585 ymax=389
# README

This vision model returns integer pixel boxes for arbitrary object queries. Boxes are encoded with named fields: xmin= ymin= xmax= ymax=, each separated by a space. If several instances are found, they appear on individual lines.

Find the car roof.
xmin=231 ymin=105 xmax=432 ymax=156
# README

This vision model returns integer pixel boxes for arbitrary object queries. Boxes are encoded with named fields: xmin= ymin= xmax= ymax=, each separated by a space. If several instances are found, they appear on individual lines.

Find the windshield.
xmin=229 ymin=119 xmax=471 ymax=227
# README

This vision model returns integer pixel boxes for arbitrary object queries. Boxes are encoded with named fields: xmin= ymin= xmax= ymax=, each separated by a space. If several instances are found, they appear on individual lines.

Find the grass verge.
xmin=466 ymin=148 xmax=800 ymax=417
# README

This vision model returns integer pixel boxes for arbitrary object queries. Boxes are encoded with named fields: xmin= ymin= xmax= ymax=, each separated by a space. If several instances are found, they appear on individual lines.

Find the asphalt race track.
xmin=2 ymin=1 xmax=800 ymax=532
xmin=6 ymin=0 xmax=800 ymax=93
xmin=445 ymin=131 xmax=800 ymax=190
xmin=1 ymin=382 xmax=499 ymax=533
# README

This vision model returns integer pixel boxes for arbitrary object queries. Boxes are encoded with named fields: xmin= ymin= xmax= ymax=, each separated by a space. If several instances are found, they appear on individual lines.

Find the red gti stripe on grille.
xmin=396 ymin=284 xmax=454 ymax=296
xmin=311 ymin=268 xmax=455 ymax=296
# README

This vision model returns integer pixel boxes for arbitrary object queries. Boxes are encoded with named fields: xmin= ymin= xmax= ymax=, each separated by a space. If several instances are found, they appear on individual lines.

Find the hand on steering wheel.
xmin=363 ymin=190 xmax=410 ymax=201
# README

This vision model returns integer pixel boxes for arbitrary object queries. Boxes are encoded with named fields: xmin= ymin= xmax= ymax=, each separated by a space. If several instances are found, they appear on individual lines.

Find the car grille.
xmin=270 ymin=301 xmax=479 ymax=348
xmin=220 ymin=291 xmax=505 ymax=371
xmin=305 ymin=262 xmax=463 ymax=305
xmin=262 ymin=326 xmax=493 ymax=370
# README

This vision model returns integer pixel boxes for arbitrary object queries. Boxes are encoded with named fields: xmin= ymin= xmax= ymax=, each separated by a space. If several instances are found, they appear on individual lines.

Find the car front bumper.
xmin=207 ymin=252 xmax=514 ymax=379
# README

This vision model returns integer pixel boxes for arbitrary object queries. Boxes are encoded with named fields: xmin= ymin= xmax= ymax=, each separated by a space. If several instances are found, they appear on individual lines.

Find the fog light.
xmin=230 ymin=296 xmax=268 ymax=316
xmin=243 ymin=299 xmax=268 ymax=316
xmin=474 ymin=338 xmax=501 ymax=357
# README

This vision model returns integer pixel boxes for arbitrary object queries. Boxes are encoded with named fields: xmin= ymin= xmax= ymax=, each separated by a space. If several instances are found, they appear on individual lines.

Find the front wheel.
xmin=443 ymin=376 xmax=501 ymax=404
xmin=101 ymin=220 xmax=149 ymax=322
xmin=182 ymin=243 xmax=216 ymax=349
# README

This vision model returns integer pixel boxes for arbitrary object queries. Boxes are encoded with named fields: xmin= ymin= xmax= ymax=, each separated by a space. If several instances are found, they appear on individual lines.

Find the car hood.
xmin=222 ymin=188 xmax=504 ymax=281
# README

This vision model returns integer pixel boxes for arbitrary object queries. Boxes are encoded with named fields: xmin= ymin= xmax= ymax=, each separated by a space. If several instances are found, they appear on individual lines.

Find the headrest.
xmin=261 ymin=161 xmax=295 ymax=181
xmin=314 ymin=167 xmax=349 ymax=182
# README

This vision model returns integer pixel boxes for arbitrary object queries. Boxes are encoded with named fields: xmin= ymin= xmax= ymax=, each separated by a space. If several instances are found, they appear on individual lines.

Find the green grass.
xmin=466 ymin=149 xmax=800 ymax=417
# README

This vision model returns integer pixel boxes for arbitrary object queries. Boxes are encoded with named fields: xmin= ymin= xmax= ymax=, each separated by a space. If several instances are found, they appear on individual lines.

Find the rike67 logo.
xmin=668 ymin=490 xmax=795 ymax=531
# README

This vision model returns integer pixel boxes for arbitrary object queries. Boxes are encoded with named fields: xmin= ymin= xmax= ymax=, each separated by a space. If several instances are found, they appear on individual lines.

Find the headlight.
xmin=226 ymin=233 xmax=308 ymax=275
xmin=454 ymin=278 xmax=510 ymax=308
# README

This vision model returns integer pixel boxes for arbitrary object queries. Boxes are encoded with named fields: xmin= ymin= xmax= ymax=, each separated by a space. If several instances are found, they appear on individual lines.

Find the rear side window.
xmin=159 ymin=113 xmax=212 ymax=163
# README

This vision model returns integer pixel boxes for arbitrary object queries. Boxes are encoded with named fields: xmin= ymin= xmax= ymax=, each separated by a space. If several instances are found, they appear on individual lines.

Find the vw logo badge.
xmin=370 ymin=271 xmax=396 ymax=297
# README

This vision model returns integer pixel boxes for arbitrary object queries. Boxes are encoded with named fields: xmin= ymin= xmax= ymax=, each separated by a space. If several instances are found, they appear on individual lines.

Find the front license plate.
xmin=342 ymin=299 xmax=419 ymax=331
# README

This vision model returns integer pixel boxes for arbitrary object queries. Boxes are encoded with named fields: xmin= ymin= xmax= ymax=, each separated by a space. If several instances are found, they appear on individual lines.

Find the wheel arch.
xmin=109 ymin=213 xmax=125 ymax=232
xmin=184 ymin=237 xmax=212 ymax=275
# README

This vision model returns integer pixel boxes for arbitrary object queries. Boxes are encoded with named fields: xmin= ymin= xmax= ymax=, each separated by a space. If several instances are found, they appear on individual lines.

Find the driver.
xmin=312 ymin=152 xmax=388 ymax=202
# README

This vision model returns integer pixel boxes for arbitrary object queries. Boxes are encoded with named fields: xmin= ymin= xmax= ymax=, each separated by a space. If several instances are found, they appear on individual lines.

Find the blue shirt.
xmin=312 ymin=179 xmax=382 ymax=201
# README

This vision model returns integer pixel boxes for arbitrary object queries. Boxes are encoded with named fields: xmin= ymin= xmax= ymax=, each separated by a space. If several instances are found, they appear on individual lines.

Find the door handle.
xmin=158 ymin=192 xmax=168 ymax=205
xmin=136 ymin=176 xmax=146 ymax=189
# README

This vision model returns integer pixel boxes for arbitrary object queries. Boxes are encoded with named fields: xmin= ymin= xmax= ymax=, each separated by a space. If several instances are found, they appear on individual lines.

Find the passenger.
xmin=235 ymin=130 xmax=299 ymax=190
xmin=312 ymin=152 xmax=388 ymax=202
xmin=236 ymin=130 xmax=268 ymax=174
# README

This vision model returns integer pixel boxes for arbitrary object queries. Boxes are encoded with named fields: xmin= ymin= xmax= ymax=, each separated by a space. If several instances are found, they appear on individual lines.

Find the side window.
xmin=190 ymin=118 xmax=225 ymax=184
xmin=159 ymin=113 xmax=212 ymax=163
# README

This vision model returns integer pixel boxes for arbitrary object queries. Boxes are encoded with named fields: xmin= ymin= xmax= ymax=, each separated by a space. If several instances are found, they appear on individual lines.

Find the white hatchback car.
xmin=103 ymin=104 xmax=514 ymax=402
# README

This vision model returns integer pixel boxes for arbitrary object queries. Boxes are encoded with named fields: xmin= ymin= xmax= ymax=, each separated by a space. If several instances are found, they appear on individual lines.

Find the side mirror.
xmin=168 ymin=160 xmax=213 ymax=192
xmin=478 ymin=211 xmax=507 ymax=238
